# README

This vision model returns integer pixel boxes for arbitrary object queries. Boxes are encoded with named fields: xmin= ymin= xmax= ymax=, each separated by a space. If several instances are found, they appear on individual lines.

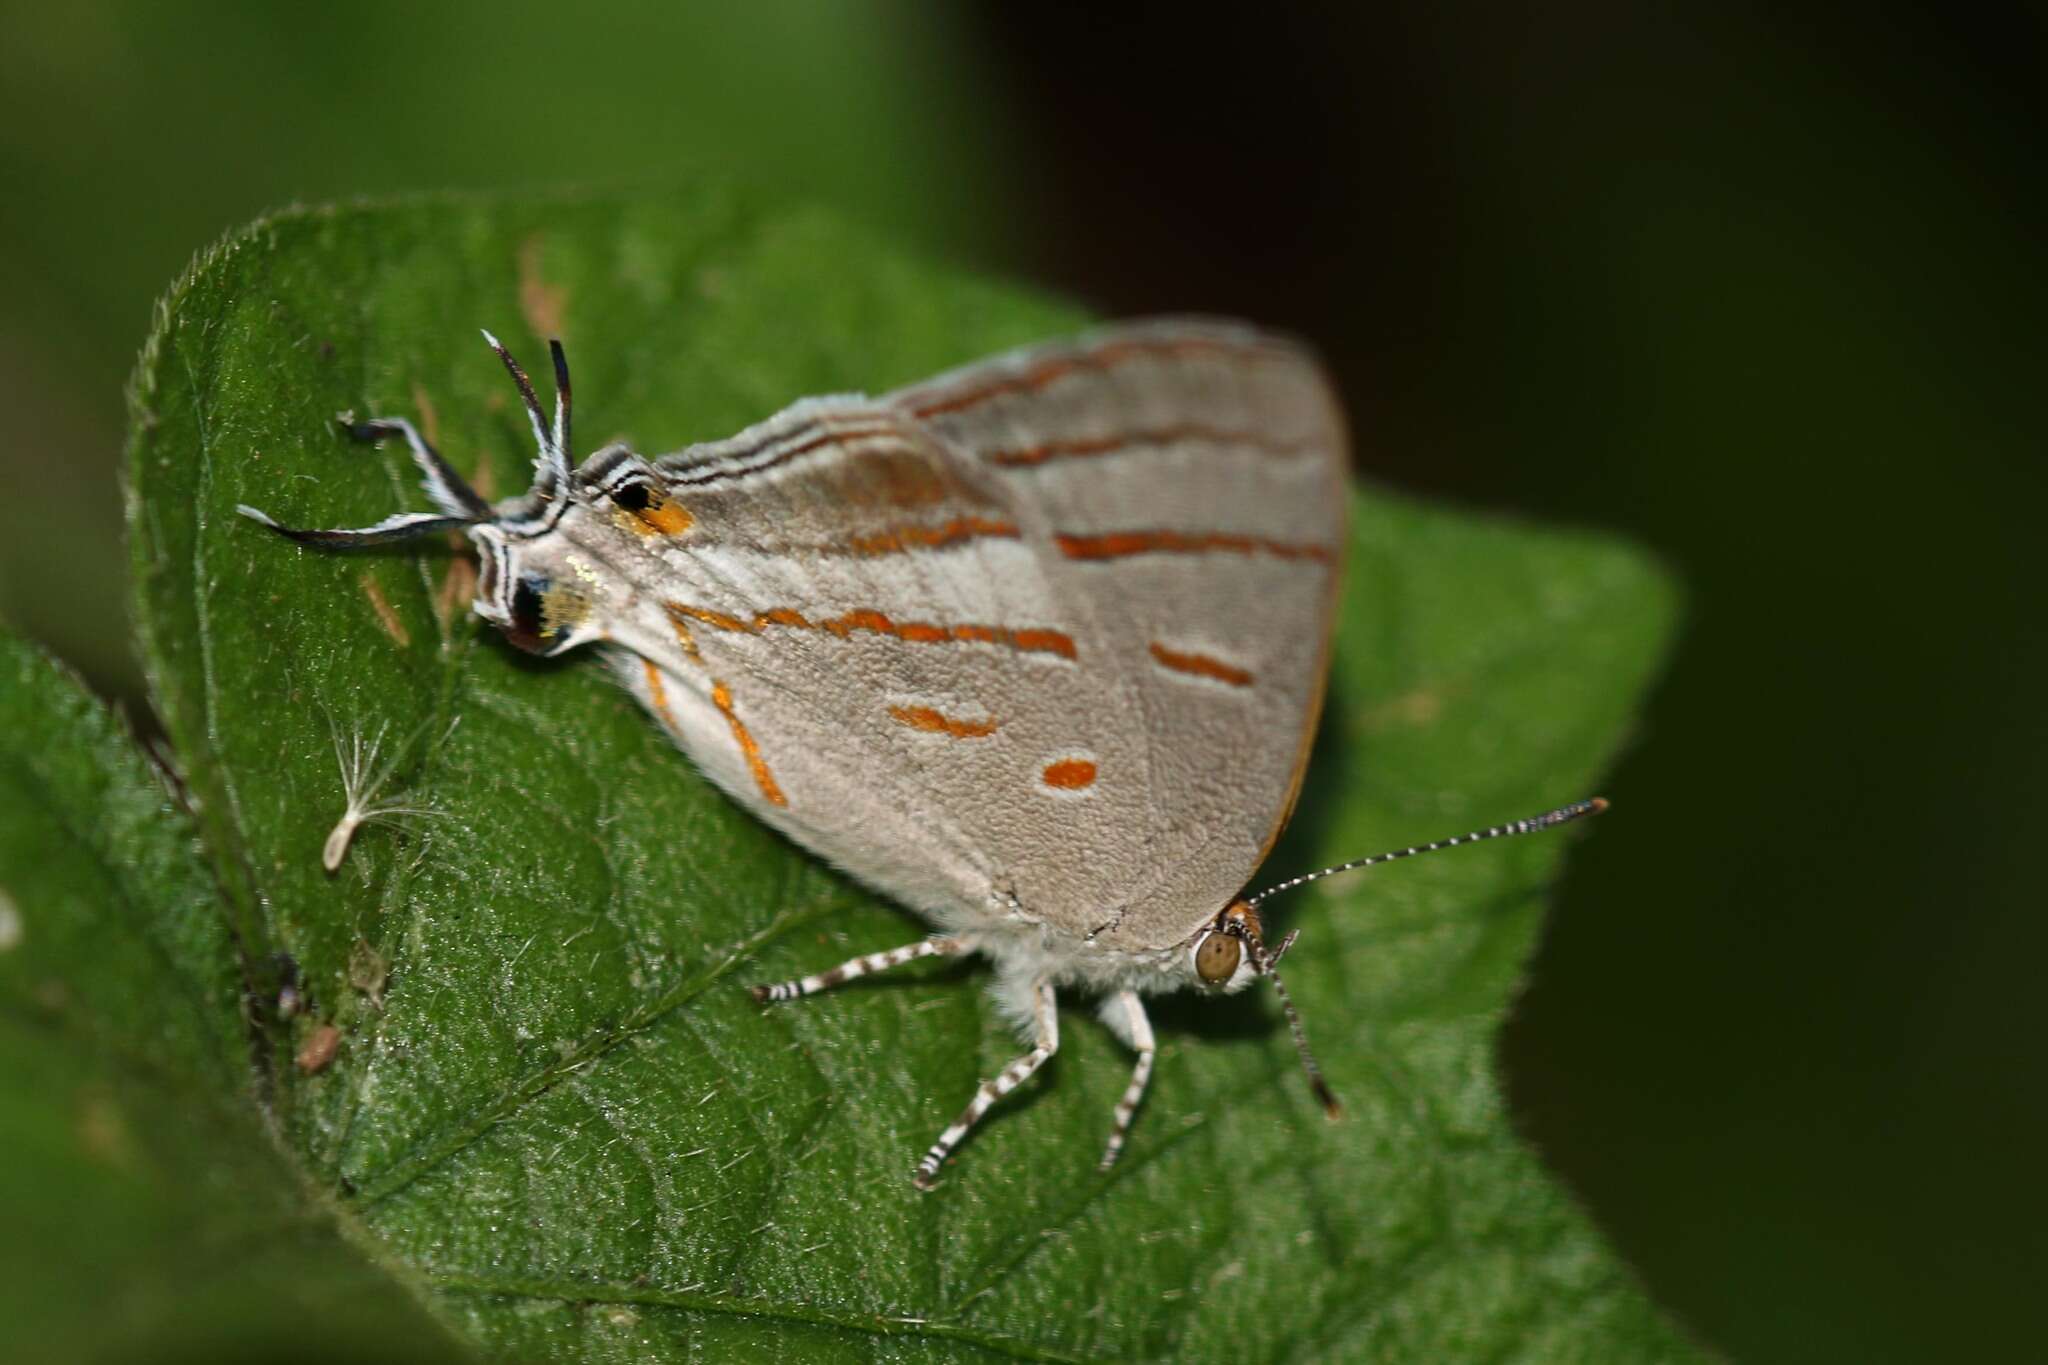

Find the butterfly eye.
xmin=1194 ymin=930 xmax=1241 ymax=986
xmin=609 ymin=480 xmax=652 ymax=513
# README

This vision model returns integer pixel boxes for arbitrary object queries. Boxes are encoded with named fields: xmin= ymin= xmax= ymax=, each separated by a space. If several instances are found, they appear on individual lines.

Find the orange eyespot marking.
xmin=1149 ymin=641 xmax=1254 ymax=687
xmin=1042 ymin=758 xmax=1098 ymax=790
xmin=711 ymin=679 xmax=788 ymax=808
xmin=613 ymin=487 xmax=694 ymax=537
xmin=641 ymin=497 xmax=693 ymax=536
xmin=641 ymin=659 xmax=680 ymax=731
xmin=844 ymin=516 xmax=1020 ymax=555
xmin=1055 ymin=530 xmax=1335 ymax=563
xmin=359 ymin=572 xmax=411 ymax=647
xmin=888 ymin=705 xmax=999 ymax=739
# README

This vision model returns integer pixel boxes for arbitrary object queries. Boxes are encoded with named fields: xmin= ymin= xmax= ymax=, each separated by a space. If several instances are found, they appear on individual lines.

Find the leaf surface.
xmin=124 ymin=189 xmax=1701 ymax=1361
xmin=0 ymin=632 xmax=470 ymax=1364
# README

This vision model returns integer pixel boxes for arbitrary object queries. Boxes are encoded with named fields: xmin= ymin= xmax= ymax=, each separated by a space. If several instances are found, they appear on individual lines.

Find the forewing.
xmin=581 ymin=398 xmax=1155 ymax=930
xmin=889 ymin=319 xmax=1349 ymax=949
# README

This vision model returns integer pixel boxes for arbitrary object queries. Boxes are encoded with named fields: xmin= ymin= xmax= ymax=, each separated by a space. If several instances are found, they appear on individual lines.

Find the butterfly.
xmin=243 ymin=319 xmax=1600 ymax=1186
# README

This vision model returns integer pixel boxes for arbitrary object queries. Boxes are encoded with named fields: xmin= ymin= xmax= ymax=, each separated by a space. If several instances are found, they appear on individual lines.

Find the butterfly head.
xmin=238 ymin=333 xmax=629 ymax=659
xmin=470 ymin=524 xmax=605 ymax=657
xmin=1187 ymin=896 xmax=1338 ymax=1117
xmin=1188 ymin=899 xmax=1268 ymax=994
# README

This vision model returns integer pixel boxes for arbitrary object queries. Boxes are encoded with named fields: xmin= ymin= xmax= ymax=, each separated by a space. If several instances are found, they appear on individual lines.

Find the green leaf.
xmin=124 ymin=188 xmax=1701 ymax=1361
xmin=0 ymin=631 xmax=470 ymax=1364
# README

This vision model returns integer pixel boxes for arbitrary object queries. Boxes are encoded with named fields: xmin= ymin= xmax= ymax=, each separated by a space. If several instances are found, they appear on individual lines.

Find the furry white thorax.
xmin=930 ymin=901 xmax=1263 ymax=1033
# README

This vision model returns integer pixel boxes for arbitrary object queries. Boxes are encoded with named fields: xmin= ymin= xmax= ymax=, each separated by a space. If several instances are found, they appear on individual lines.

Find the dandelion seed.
xmin=322 ymin=714 xmax=444 ymax=874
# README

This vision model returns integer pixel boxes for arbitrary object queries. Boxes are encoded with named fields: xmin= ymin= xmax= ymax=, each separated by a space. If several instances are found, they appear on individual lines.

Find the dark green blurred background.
xmin=1 ymin=4 xmax=2039 ymax=1360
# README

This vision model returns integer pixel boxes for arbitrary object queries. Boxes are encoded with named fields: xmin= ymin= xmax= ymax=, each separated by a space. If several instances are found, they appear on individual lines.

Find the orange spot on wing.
xmin=1149 ymin=642 xmax=1254 ymax=687
xmin=888 ymin=704 xmax=999 ymax=739
xmin=642 ymin=498 xmax=693 ymax=535
xmin=1042 ymin=758 xmax=1098 ymax=790
xmin=614 ymin=489 xmax=694 ymax=537
xmin=712 ymin=680 xmax=788 ymax=807
xmin=1055 ymin=529 xmax=1333 ymax=564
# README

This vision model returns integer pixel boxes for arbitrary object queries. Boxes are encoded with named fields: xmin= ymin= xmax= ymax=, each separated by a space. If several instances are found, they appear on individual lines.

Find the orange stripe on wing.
xmin=1149 ymin=642 xmax=1254 ymax=688
xmin=1056 ymin=530 xmax=1334 ymax=563
xmin=888 ymin=704 xmax=999 ymax=739
xmin=664 ymin=600 xmax=1077 ymax=660
xmin=666 ymin=610 xmax=704 ymax=662
xmin=711 ymin=680 xmax=788 ymax=808
xmin=642 ymin=659 xmax=680 ymax=729
xmin=909 ymin=336 xmax=1296 ymax=419
xmin=666 ymin=602 xmax=753 ymax=634
xmin=842 ymin=515 xmax=1020 ymax=554
xmin=985 ymin=423 xmax=1321 ymax=469
xmin=1008 ymin=628 xmax=1078 ymax=659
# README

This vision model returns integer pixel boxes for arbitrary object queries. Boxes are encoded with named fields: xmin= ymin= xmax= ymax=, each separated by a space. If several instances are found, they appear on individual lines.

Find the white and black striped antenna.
xmin=1249 ymin=797 xmax=1608 ymax=909
xmin=1239 ymin=796 xmax=1608 ymax=1120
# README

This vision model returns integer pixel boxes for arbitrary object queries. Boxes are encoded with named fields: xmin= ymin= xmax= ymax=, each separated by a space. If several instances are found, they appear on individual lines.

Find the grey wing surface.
xmin=886 ymin=318 xmax=1350 ymax=951
xmin=585 ymin=393 xmax=1157 ymax=932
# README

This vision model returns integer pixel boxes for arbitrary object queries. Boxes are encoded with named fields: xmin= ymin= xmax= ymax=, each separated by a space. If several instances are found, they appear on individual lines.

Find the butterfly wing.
xmin=582 ymin=320 xmax=1347 ymax=951
xmin=889 ymin=319 xmax=1349 ymax=949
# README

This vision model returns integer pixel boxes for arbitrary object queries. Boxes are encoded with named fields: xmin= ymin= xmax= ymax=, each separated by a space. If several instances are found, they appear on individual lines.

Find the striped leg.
xmin=1097 ymin=990 xmax=1156 ymax=1171
xmin=913 ymin=980 xmax=1058 ymax=1190
xmin=749 ymin=935 xmax=968 ymax=1004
